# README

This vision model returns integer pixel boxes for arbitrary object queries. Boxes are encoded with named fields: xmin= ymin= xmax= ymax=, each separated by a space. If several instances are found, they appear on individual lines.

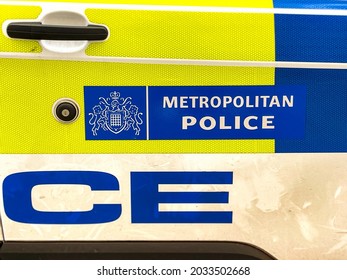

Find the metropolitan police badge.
xmin=86 ymin=89 xmax=145 ymax=140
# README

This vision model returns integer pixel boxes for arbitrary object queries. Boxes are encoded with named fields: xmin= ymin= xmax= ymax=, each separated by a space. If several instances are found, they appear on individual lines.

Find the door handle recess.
xmin=6 ymin=22 xmax=108 ymax=41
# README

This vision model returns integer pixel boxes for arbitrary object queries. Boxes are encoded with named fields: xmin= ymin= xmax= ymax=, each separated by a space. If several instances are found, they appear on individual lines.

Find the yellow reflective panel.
xmin=0 ymin=59 xmax=275 ymax=153
xmin=86 ymin=10 xmax=274 ymax=62
xmin=0 ymin=5 xmax=42 ymax=53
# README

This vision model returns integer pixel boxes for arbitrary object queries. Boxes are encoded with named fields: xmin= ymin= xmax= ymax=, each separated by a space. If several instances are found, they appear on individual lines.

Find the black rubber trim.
xmin=7 ymin=22 xmax=108 ymax=41
xmin=0 ymin=241 xmax=276 ymax=260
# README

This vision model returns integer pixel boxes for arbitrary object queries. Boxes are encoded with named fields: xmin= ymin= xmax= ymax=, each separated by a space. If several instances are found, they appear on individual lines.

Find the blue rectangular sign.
xmin=148 ymin=86 xmax=306 ymax=140
xmin=85 ymin=85 xmax=306 ymax=140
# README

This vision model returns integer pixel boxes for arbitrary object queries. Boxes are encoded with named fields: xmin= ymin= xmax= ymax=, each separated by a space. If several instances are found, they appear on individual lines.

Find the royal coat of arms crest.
xmin=88 ymin=91 xmax=143 ymax=137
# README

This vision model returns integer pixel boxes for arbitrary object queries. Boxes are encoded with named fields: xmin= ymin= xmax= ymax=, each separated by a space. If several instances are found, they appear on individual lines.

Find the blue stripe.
xmin=275 ymin=68 xmax=347 ymax=153
xmin=275 ymin=14 xmax=347 ymax=63
xmin=274 ymin=0 xmax=347 ymax=9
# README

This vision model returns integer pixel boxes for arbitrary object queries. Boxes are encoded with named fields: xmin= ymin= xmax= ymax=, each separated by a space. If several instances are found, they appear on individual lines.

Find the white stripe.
xmin=1 ymin=1 xmax=347 ymax=16
xmin=2 ymin=52 xmax=347 ymax=69
xmin=159 ymin=204 xmax=230 ymax=212
xmin=159 ymin=184 xmax=231 ymax=192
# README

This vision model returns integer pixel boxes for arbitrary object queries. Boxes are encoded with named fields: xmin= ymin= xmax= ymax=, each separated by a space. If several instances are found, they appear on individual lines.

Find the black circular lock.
xmin=53 ymin=98 xmax=79 ymax=123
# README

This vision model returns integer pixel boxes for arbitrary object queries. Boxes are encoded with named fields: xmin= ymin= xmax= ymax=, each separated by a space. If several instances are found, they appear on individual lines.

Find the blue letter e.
xmin=131 ymin=172 xmax=233 ymax=223
xmin=3 ymin=171 xmax=121 ymax=224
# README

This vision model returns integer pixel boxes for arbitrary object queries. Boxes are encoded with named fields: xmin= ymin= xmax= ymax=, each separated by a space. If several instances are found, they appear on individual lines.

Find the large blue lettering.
xmin=131 ymin=171 xmax=233 ymax=223
xmin=3 ymin=171 xmax=233 ymax=224
xmin=3 ymin=171 xmax=121 ymax=224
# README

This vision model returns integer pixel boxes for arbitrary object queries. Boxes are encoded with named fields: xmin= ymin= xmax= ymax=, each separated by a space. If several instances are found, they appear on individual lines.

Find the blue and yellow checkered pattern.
xmin=0 ymin=0 xmax=346 ymax=153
